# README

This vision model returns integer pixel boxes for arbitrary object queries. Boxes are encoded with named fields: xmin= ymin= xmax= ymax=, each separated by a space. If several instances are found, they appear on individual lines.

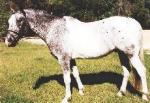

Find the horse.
xmin=5 ymin=4 xmax=149 ymax=103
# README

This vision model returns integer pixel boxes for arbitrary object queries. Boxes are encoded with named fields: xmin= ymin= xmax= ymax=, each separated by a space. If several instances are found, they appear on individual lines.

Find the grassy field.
xmin=0 ymin=42 xmax=150 ymax=103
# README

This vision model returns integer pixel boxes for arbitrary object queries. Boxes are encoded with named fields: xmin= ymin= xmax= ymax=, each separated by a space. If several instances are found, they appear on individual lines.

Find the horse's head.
xmin=5 ymin=2 xmax=29 ymax=47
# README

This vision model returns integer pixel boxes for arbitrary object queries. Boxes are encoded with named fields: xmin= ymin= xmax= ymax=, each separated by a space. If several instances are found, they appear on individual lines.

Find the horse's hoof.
xmin=142 ymin=94 xmax=148 ymax=101
xmin=79 ymin=89 xmax=84 ymax=95
xmin=62 ymin=96 xmax=71 ymax=103
xmin=117 ymin=91 xmax=123 ymax=97
xmin=62 ymin=98 xmax=68 ymax=103
xmin=68 ymin=97 xmax=72 ymax=101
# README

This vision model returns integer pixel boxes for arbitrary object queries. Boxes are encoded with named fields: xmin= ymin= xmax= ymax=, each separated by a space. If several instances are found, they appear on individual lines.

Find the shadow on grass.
xmin=33 ymin=71 xmax=142 ymax=96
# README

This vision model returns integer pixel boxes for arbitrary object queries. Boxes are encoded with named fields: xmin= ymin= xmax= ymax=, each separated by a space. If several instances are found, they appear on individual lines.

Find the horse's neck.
xmin=25 ymin=9 xmax=51 ymax=41
xmin=28 ymin=21 xmax=49 ymax=40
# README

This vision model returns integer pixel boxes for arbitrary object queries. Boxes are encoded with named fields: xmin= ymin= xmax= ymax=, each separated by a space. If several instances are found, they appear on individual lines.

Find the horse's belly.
xmin=64 ymin=34 xmax=114 ymax=58
xmin=71 ymin=45 xmax=112 ymax=58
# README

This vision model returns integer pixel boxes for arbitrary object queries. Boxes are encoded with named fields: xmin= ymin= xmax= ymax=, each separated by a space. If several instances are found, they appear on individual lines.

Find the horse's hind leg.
xmin=117 ymin=50 xmax=131 ymax=97
xmin=129 ymin=53 xmax=149 ymax=101
xmin=70 ymin=59 xmax=84 ymax=95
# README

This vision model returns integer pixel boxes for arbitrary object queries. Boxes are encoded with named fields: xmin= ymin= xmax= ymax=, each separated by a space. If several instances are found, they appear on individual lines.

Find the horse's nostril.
xmin=7 ymin=37 xmax=13 ymax=42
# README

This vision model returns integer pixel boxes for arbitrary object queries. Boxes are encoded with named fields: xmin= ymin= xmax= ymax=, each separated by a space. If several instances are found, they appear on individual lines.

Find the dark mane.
xmin=24 ymin=9 xmax=60 ymax=23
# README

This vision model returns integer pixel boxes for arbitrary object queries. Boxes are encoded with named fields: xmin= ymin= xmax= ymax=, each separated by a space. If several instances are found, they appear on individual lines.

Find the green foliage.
xmin=145 ymin=0 xmax=150 ymax=9
xmin=132 ymin=0 xmax=150 ymax=28
xmin=48 ymin=0 xmax=118 ymax=21
xmin=0 ymin=0 xmax=9 ymax=37
xmin=133 ymin=8 xmax=150 ymax=28
xmin=0 ymin=0 xmax=149 ymax=37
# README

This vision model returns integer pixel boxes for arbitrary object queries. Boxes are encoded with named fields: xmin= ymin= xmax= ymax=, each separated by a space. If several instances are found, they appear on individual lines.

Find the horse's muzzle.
xmin=5 ymin=36 xmax=17 ymax=47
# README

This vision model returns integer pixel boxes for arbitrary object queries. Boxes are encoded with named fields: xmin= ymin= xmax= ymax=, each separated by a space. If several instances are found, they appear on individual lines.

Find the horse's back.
xmin=102 ymin=16 xmax=142 ymax=34
xmin=62 ymin=16 xmax=142 ymax=58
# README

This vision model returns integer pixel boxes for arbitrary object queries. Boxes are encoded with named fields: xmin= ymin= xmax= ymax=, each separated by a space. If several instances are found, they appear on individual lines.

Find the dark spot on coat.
xmin=121 ymin=37 xmax=125 ymax=39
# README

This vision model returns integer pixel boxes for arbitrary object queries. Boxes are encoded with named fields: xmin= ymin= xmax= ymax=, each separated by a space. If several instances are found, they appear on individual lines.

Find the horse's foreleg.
xmin=117 ymin=51 xmax=131 ymax=97
xmin=129 ymin=54 xmax=149 ymax=101
xmin=58 ymin=56 xmax=71 ymax=103
xmin=62 ymin=70 xmax=71 ymax=103
xmin=70 ymin=59 xmax=84 ymax=95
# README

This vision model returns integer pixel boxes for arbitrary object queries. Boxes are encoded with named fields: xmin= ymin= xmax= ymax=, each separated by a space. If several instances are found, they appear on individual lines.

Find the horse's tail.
xmin=133 ymin=71 xmax=140 ymax=90
xmin=133 ymin=35 xmax=144 ymax=90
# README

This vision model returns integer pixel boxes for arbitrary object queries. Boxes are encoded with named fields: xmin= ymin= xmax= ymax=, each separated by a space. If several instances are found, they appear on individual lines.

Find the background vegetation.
xmin=0 ymin=0 xmax=9 ymax=37
xmin=0 ymin=42 xmax=150 ymax=103
xmin=0 ymin=0 xmax=150 ymax=37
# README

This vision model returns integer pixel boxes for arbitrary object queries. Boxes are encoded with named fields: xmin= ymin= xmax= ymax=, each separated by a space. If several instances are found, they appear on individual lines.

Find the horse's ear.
xmin=9 ymin=1 xmax=19 ymax=13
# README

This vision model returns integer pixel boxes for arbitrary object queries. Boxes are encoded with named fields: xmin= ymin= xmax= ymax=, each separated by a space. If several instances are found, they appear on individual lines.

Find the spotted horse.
xmin=5 ymin=3 xmax=149 ymax=103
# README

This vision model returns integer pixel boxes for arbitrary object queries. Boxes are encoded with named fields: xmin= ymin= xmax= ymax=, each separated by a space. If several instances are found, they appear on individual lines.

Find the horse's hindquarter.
xmin=101 ymin=16 xmax=142 ymax=54
xmin=63 ymin=16 xmax=115 ymax=58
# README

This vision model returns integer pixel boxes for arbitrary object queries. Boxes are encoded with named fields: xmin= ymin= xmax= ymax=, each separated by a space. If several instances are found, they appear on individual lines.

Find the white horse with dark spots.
xmin=5 ymin=4 xmax=149 ymax=103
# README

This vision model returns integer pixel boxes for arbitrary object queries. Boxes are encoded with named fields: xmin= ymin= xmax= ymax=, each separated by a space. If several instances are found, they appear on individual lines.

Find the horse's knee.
xmin=63 ymin=70 xmax=71 ymax=84
xmin=58 ymin=55 xmax=71 ymax=85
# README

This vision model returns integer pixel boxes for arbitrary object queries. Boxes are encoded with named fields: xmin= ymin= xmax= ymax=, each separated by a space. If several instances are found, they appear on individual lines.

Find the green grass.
xmin=0 ymin=42 xmax=150 ymax=103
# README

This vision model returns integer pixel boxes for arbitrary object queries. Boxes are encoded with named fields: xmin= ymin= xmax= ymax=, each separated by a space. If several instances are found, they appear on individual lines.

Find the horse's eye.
xmin=17 ymin=18 xmax=24 ymax=22
xmin=17 ymin=19 xmax=22 ymax=22
xmin=17 ymin=18 xmax=24 ymax=28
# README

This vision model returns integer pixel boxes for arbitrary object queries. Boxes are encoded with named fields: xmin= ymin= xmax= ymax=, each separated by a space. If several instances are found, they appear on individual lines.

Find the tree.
xmin=0 ymin=0 xmax=9 ymax=37
xmin=0 ymin=0 xmax=149 ymax=37
xmin=145 ymin=0 xmax=150 ymax=9
xmin=117 ymin=0 xmax=133 ymax=16
xmin=132 ymin=0 xmax=150 ymax=28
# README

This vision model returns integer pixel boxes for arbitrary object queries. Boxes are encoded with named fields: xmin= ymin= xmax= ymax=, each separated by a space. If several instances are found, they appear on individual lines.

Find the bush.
xmin=0 ymin=0 xmax=149 ymax=37
xmin=133 ymin=8 xmax=150 ymax=29
xmin=0 ymin=0 xmax=9 ymax=37
xmin=131 ymin=0 xmax=150 ymax=29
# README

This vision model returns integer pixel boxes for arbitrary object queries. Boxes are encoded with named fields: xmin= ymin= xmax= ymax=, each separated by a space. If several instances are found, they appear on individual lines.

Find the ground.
xmin=0 ymin=42 xmax=150 ymax=103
